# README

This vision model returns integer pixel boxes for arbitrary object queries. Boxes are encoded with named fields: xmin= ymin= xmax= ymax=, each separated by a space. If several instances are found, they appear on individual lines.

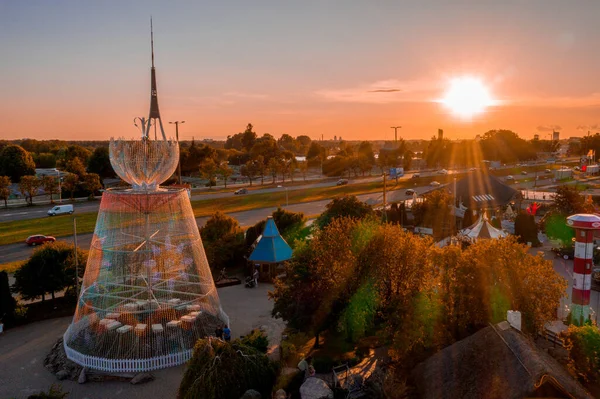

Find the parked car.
xmin=574 ymin=166 xmax=581 ymax=171
xmin=336 ymin=179 xmax=349 ymax=186
xmin=47 ymin=204 xmax=73 ymax=216
xmin=506 ymin=175 xmax=514 ymax=180
xmin=234 ymin=188 xmax=248 ymax=195
xmin=405 ymin=189 xmax=416 ymax=196
xmin=438 ymin=169 xmax=449 ymax=175
xmin=469 ymin=167 xmax=477 ymax=171
xmin=545 ymin=169 xmax=552 ymax=173
xmin=25 ymin=235 xmax=56 ymax=246
xmin=412 ymin=173 xmax=420 ymax=179
xmin=521 ymin=171 xmax=528 ymax=175
xmin=430 ymin=181 xmax=441 ymax=187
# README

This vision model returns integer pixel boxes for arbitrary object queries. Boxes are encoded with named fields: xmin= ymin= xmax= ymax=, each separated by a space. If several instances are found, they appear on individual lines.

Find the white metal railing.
xmin=62 ymin=337 xmax=193 ymax=373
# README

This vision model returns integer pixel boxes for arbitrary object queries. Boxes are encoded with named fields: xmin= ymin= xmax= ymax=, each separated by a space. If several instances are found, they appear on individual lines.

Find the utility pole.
xmin=56 ymin=169 xmax=62 ymax=204
xmin=73 ymin=217 xmax=79 ymax=296
xmin=383 ymin=173 xmax=387 ymax=223
xmin=390 ymin=126 xmax=402 ymax=145
xmin=169 ymin=121 xmax=185 ymax=184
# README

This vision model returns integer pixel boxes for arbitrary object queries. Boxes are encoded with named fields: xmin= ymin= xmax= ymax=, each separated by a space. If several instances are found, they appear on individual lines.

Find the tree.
xmin=316 ymin=195 xmax=374 ymax=229
xmin=306 ymin=142 xmax=325 ymax=162
xmin=0 ymin=271 xmax=16 ymax=327
xmin=0 ymin=145 xmax=36 ymax=181
xmin=0 ymin=176 xmax=10 ymax=208
xmin=200 ymin=158 xmax=219 ymax=189
xmin=514 ymin=213 xmax=540 ymax=246
xmin=62 ymin=174 xmax=79 ymax=200
xmin=178 ymin=339 xmax=277 ymax=399
xmin=12 ymin=241 xmax=86 ymax=302
xmin=41 ymin=176 xmax=59 ymax=203
xmin=19 ymin=175 xmax=40 ymax=205
xmin=298 ymin=161 xmax=308 ymax=181
xmin=217 ymin=162 xmax=233 ymax=188
xmin=200 ymin=212 xmax=246 ymax=271
xmin=241 ymin=123 xmax=257 ymax=151
xmin=254 ymin=155 xmax=266 ymax=185
xmin=564 ymin=325 xmax=600 ymax=382
xmin=87 ymin=146 xmax=114 ymax=178
xmin=267 ymin=158 xmax=281 ymax=184
xmin=270 ymin=218 xmax=371 ymax=345
xmin=250 ymin=134 xmax=280 ymax=164
xmin=411 ymin=190 xmax=456 ymax=240
xmin=34 ymin=152 xmax=57 ymax=168
xmin=64 ymin=157 xmax=86 ymax=177
xmin=82 ymin=173 xmax=102 ymax=199
xmin=62 ymin=145 xmax=92 ymax=166
xmin=240 ymin=160 xmax=259 ymax=187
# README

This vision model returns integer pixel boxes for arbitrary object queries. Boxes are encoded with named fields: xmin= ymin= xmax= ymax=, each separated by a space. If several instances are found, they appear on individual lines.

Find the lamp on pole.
xmin=168 ymin=121 xmax=185 ymax=185
xmin=390 ymin=126 xmax=402 ymax=145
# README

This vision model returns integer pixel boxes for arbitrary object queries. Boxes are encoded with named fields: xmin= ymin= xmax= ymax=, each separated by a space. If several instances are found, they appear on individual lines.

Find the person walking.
xmin=223 ymin=325 xmax=231 ymax=342
xmin=215 ymin=324 xmax=223 ymax=340
xmin=253 ymin=266 xmax=260 ymax=288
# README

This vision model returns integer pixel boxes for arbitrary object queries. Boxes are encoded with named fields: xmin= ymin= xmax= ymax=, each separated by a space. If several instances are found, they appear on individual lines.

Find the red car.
xmin=25 ymin=235 xmax=56 ymax=246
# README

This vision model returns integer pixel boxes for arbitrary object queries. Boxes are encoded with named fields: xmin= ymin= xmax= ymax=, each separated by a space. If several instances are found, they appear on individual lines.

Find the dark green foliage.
xmin=246 ymin=208 xmax=306 ymax=249
xmin=542 ymin=212 xmax=574 ymax=243
xmin=0 ymin=271 xmax=16 ymax=326
xmin=564 ymin=325 xmax=600 ymax=382
xmin=200 ymin=212 xmax=246 ymax=270
xmin=87 ymin=146 xmax=114 ymax=178
xmin=12 ymin=242 xmax=86 ymax=302
xmin=316 ymin=195 xmax=373 ymax=229
xmin=179 ymin=339 xmax=277 ymax=399
xmin=411 ymin=190 xmax=456 ymax=240
xmin=239 ymin=329 xmax=269 ymax=353
xmin=27 ymin=384 xmax=68 ymax=399
xmin=514 ymin=213 xmax=540 ymax=246
xmin=0 ymin=144 xmax=36 ymax=181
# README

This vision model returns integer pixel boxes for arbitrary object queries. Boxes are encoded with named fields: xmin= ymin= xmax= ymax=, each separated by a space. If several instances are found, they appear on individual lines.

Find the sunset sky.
xmin=1 ymin=1 xmax=600 ymax=141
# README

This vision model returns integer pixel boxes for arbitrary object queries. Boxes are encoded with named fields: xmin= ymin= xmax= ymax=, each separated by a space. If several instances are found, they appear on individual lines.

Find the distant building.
xmin=533 ymin=134 xmax=540 ymax=140
xmin=553 ymin=131 xmax=560 ymax=141
xmin=334 ymin=135 xmax=337 ymax=141
xmin=438 ymin=129 xmax=444 ymax=140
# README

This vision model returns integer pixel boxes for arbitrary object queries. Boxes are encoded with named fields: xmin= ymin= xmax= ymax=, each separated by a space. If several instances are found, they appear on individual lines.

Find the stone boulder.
xmin=300 ymin=377 xmax=333 ymax=399
xmin=44 ymin=337 xmax=83 ymax=381
xmin=240 ymin=389 xmax=262 ymax=399
xmin=274 ymin=389 xmax=287 ymax=399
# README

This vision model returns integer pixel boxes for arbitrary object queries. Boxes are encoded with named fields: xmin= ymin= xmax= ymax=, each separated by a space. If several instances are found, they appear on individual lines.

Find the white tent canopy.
xmin=460 ymin=215 xmax=508 ymax=241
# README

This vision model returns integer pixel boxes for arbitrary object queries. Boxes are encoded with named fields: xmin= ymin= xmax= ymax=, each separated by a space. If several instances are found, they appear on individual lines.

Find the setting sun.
xmin=440 ymin=77 xmax=496 ymax=119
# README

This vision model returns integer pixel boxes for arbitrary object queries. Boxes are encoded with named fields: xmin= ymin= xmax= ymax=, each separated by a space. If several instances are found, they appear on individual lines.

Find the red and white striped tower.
xmin=566 ymin=214 xmax=600 ymax=325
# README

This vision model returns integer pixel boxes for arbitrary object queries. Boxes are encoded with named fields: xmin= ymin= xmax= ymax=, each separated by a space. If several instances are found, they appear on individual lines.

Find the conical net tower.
xmin=63 ymin=138 xmax=229 ymax=372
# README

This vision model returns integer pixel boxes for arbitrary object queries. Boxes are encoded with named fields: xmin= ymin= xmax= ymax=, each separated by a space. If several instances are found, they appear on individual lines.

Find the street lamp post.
xmin=390 ymin=126 xmax=402 ymax=145
xmin=168 ymin=121 xmax=185 ymax=185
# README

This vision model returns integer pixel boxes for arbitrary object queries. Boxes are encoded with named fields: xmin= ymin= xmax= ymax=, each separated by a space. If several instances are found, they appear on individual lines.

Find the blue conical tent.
xmin=249 ymin=216 xmax=293 ymax=263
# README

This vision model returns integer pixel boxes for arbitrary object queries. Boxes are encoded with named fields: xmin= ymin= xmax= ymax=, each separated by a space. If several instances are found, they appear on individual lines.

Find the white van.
xmin=48 ymin=204 xmax=74 ymax=216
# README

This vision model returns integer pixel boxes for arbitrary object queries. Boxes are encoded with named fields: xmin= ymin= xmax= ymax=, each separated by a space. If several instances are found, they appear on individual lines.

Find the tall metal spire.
xmin=145 ymin=17 xmax=166 ymax=141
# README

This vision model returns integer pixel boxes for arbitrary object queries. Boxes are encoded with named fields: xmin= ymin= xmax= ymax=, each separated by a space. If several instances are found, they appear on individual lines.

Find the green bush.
xmin=239 ymin=329 xmax=269 ymax=353
xmin=564 ymin=325 xmax=600 ymax=382
xmin=179 ymin=339 xmax=277 ymax=399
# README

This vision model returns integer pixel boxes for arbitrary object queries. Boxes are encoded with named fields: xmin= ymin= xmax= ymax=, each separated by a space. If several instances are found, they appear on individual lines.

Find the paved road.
xmin=0 ymin=177 xmax=384 ymax=223
xmin=0 ymin=184 xmax=429 ymax=265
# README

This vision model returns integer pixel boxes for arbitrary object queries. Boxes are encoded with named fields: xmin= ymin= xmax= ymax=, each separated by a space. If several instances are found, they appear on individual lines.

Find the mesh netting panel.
xmin=63 ymin=188 xmax=228 ymax=372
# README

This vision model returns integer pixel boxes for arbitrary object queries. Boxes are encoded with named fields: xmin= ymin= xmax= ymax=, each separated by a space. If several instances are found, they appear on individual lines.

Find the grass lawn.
xmin=0 ymin=175 xmax=454 ymax=247
xmin=0 ymin=260 xmax=25 ymax=273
